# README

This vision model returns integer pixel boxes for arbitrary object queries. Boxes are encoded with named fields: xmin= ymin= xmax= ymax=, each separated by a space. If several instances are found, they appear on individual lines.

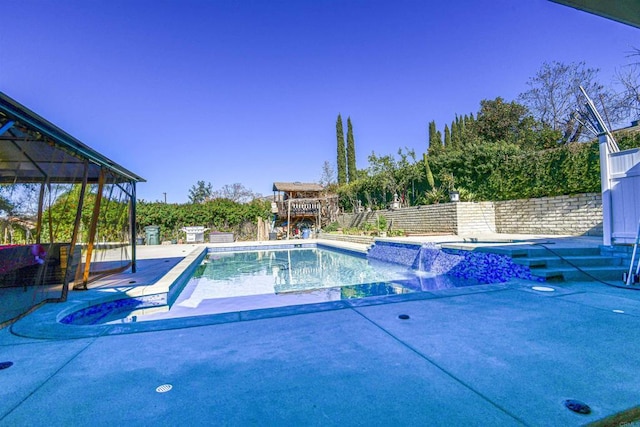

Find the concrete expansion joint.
xmin=348 ymin=305 xmax=529 ymax=425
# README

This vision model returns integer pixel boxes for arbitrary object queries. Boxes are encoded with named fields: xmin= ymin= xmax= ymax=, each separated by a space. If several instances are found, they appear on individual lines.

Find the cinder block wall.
xmin=338 ymin=204 xmax=457 ymax=234
xmin=336 ymin=193 xmax=602 ymax=236
xmin=494 ymin=193 xmax=602 ymax=236
xmin=457 ymin=202 xmax=496 ymax=234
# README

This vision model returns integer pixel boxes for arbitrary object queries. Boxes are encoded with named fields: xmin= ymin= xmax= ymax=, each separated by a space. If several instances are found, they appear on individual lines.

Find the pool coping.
xmin=10 ymin=239 xmax=539 ymax=340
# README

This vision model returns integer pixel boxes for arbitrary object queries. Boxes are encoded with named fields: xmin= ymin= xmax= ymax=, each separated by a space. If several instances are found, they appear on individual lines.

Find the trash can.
xmin=144 ymin=225 xmax=160 ymax=245
xmin=301 ymin=228 xmax=311 ymax=239
xmin=269 ymin=232 xmax=277 ymax=240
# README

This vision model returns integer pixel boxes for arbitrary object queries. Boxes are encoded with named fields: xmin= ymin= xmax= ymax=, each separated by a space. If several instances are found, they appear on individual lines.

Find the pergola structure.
xmin=272 ymin=182 xmax=339 ymax=239
xmin=0 ymin=92 xmax=144 ymax=324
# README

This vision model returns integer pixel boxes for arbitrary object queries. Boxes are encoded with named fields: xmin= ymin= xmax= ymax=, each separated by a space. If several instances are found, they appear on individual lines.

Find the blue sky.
xmin=1 ymin=0 xmax=637 ymax=203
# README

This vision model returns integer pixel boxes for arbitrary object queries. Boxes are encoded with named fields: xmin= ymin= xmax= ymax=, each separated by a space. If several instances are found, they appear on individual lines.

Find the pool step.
xmin=513 ymin=255 xmax=624 ymax=268
xmin=507 ymin=250 xmax=628 ymax=282
xmin=472 ymin=245 xmax=601 ymax=259
xmin=529 ymin=265 xmax=629 ymax=282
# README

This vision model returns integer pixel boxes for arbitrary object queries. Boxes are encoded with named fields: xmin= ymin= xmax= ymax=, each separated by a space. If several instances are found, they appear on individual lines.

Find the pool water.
xmin=85 ymin=247 xmax=478 ymax=324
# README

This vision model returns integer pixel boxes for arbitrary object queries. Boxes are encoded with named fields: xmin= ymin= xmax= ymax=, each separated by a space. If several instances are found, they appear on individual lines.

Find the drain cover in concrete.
xmin=532 ymin=286 xmax=555 ymax=292
xmin=156 ymin=384 xmax=173 ymax=393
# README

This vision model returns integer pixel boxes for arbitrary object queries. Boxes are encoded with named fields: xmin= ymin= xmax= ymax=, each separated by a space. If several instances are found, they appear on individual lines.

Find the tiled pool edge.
xmin=11 ymin=281 xmax=532 ymax=339
xmin=10 ymin=245 xmax=208 ymax=339
xmin=9 ymin=241 xmax=358 ymax=339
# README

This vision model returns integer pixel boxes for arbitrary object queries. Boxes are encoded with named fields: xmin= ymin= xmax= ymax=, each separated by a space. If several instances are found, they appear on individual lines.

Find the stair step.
xmin=513 ymin=255 xmax=625 ymax=268
xmin=531 ymin=266 xmax=629 ymax=282
xmin=473 ymin=246 xmax=530 ymax=257
xmin=474 ymin=245 xmax=602 ymax=259
xmin=523 ymin=246 xmax=602 ymax=257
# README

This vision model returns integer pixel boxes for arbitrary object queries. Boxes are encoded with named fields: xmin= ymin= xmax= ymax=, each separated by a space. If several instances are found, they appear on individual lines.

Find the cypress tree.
xmin=423 ymin=153 xmax=435 ymax=190
xmin=459 ymin=115 xmax=466 ymax=147
xmin=428 ymin=121 xmax=437 ymax=148
xmin=336 ymin=114 xmax=347 ymax=185
xmin=444 ymin=124 xmax=451 ymax=148
xmin=346 ymin=117 xmax=357 ymax=183
xmin=428 ymin=121 xmax=443 ymax=155
xmin=450 ymin=119 xmax=457 ymax=149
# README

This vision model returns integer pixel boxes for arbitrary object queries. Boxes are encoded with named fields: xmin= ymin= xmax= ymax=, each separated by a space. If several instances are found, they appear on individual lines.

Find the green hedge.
xmin=136 ymin=199 xmax=271 ymax=241
xmin=338 ymin=134 xmax=640 ymax=210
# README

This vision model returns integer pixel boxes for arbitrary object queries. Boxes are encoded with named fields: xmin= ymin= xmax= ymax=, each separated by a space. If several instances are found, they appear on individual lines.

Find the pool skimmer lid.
xmin=532 ymin=286 xmax=555 ymax=292
xmin=156 ymin=384 xmax=173 ymax=393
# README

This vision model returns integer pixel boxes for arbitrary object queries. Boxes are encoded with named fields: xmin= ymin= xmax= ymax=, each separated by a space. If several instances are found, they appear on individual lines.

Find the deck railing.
xmin=276 ymin=201 xmax=321 ymax=217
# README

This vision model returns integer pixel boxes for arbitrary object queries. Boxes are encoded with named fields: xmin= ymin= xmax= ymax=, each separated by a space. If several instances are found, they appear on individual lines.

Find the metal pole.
xmin=131 ymin=182 xmax=137 ymax=273
xmin=79 ymin=168 xmax=105 ymax=289
xmin=61 ymin=160 xmax=88 ymax=300
xmin=35 ymin=181 xmax=45 ymax=244
xmin=287 ymin=199 xmax=291 ymax=240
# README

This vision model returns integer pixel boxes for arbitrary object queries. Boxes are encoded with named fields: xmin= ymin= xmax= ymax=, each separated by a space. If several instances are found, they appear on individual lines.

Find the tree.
xmin=450 ymin=117 xmax=461 ymax=149
xmin=616 ymin=49 xmax=640 ymax=122
xmin=336 ymin=114 xmax=347 ymax=185
xmin=427 ymin=121 xmax=443 ymax=155
xmin=423 ymin=153 xmax=435 ymax=189
xmin=617 ymin=65 xmax=640 ymax=122
xmin=471 ymin=97 xmax=557 ymax=150
xmin=346 ymin=117 xmax=357 ymax=183
xmin=474 ymin=97 xmax=528 ymax=142
xmin=188 ymin=180 xmax=213 ymax=204
xmin=213 ymin=183 xmax=258 ymax=203
xmin=444 ymin=125 xmax=451 ymax=149
xmin=519 ymin=61 xmax=616 ymax=142
xmin=319 ymin=160 xmax=336 ymax=187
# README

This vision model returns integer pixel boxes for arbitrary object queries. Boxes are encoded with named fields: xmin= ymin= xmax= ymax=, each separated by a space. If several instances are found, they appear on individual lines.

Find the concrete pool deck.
xmin=2 ymin=235 xmax=640 ymax=425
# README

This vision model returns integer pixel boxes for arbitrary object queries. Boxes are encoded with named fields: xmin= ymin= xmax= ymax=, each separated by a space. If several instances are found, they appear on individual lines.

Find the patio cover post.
xmin=60 ymin=160 xmax=88 ymax=301
xmin=79 ymin=168 xmax=106 ymax=289
xmin=35 ymin=181 xmax=45 ymax=244
xmin=130 ymin=182 xmax=137 ymax=273
xmin=287 ymin=199 xmax=291 ymax=240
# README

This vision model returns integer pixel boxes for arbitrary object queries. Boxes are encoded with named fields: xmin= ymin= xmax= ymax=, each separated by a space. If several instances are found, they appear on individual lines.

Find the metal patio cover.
xmin=549 ymin=0 xmax=640 ymax=29
xmin=0 ymin=92 xmax=144 ymax=185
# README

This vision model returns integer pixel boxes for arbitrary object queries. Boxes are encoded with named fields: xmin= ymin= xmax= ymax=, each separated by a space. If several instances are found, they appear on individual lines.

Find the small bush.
xmin=378 ymin=215 xmax=388 ymax=231
xmin=323 ymin=221 xmax=341 ymax=232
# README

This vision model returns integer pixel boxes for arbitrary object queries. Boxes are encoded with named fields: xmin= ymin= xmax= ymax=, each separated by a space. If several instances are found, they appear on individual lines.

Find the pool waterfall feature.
xmin=367 ymin=240 xmax=543 ymax=284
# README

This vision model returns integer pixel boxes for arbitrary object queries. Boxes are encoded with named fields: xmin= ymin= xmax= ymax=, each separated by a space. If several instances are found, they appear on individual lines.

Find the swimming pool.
xmin=62 ymin=245 xmax=479 ymax=325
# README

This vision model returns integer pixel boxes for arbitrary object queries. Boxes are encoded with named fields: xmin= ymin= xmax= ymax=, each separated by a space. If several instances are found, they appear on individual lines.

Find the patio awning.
xmin=272 ymin=182 xmax=324 ymax=193
xmin=0 ymin=92 xmax=144 ymax=184
xmin=549 ymin=0 xmax=640 ymax=29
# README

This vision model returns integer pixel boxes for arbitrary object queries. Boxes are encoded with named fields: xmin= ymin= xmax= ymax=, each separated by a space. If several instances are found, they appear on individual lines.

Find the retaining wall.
xmin=494 ymin=193 xmax=602 ymax=236
xmin=336 ymin=193 xmax=602 ymax=236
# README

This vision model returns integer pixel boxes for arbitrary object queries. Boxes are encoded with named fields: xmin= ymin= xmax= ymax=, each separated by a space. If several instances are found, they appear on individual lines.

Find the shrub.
xmin=323 ymin=221 xmax=340 ymax=232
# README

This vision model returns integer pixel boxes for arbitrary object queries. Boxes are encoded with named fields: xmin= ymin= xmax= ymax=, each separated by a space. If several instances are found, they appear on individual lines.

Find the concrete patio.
xmin=2 ymin=236 xmax=640 ymax=426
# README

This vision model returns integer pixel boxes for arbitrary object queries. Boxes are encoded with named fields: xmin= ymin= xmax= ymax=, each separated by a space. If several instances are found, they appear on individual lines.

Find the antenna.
xmin=578 ymin=86 xmax=619 ymax=153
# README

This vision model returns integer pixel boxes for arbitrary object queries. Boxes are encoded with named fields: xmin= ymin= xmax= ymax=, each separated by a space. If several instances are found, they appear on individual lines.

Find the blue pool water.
xmin=63 ymin=246 xmax=479 ymax=325
xmin=62 ymin=242 xmax=540 ymax=325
